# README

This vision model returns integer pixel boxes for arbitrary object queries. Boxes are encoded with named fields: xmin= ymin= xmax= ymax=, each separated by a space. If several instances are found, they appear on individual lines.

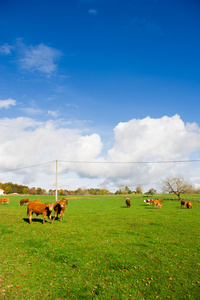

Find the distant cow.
xmin=186 ymin=202 xmax=193 ymax=209
xmin=181 ymin=200 xmax=187 ymax=208
xmin=27 ymin=202 xmax=54 ymax=224
xmin=19 ymin=198 xmax=29 ymax=206
xmin=125 ymin=198 xmax=131 ymax=208
xmin=153 ymin=200 xmax=160 ymax=208
xmin=144 ymin=199 xmax=153 ymax=205
xmin=158 ymin=198 xmax=164 ymax=203
xmin=0 ymin=198 xmax=9 ymax=204
xmin=53 ymin=199 xmax=66 ymax=221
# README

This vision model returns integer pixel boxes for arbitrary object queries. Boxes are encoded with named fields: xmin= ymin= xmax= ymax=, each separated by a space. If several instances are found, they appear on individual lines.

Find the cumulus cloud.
xmin=0 ymin=117 xmax=103 ymax=189
xmin=0 ymin=99 xmax=17 ymax=109
xmin=0 ymin=115 xmax=200 ymax=192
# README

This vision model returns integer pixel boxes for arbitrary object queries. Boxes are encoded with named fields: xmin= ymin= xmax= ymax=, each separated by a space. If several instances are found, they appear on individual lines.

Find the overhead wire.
xmin=0 ymin=158 xmax=200 ymax=173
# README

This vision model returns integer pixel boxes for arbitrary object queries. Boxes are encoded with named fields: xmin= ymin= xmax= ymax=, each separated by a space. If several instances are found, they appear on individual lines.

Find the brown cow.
xmin=158 ymin=198 xmax=164 ymax=203
xmin=53 ymin=199 xmax=66 ymax=221
xmin=19 ymin=198 xmax=29 ymax=206
xmin=153 ymin=200 xmax=160 ymax=208
xmin=181 ymin=200 xmax=187 ymax=208
xmin=125 ymin=198 xmax=131 ymax=208
xmin=0 ymin=198 xmax=9 ymax=204
xmin=62 ymin=198 xmax=68 ymax=205
xmin=27 ymin=202 xmax=54 ymax=224
xmin=186 ymin=202 xmax=193 ymax=209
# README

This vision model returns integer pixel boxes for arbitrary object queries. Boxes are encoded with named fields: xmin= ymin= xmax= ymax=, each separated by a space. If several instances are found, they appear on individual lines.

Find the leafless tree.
xmin=162 ymin=176 xmax=193 ymax=200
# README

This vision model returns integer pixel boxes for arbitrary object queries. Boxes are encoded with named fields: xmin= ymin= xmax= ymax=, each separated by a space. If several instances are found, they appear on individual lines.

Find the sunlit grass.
xmin=0 ymin=194 xmax=199 ymax=299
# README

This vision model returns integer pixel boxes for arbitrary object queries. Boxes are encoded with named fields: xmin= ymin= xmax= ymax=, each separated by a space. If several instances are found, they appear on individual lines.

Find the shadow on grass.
xmin=23 ymin=218 xmax=50 ymax=224
xmin=120 ymin=206 xmax=130 ymax=208
xmin=144 ymin=206 xmax=154 ymax=209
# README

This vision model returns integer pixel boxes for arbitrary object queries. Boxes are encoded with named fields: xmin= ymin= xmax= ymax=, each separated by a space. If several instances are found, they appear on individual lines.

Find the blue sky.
xmin=0 ymin=0 xmax=200 ymax=192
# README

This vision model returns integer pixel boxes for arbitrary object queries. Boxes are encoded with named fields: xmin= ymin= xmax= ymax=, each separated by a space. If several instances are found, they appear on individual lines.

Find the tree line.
xmin=0 ymin=176 xmax=199 ymax=199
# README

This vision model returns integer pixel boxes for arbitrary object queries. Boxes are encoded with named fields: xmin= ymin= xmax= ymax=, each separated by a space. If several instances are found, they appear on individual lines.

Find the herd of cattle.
xmin=125 ymin=197 xmax=193 ymax=209
xmin=0 ymin=196 xmax=193 ymax=224
xmin=125 ymin=197 xmax=164 ymax=208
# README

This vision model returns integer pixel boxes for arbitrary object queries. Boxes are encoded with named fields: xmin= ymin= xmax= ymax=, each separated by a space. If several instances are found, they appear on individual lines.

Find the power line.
xmin=1 ymin=158 xmax=200 ymax=173
xmin=1 ymin=160 xmax=55 ymax=173
xmin=58 ymin=159 xmax=200 ymax=164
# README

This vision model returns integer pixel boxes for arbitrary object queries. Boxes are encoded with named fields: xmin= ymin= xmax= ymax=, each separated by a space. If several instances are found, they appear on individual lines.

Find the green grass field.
xmin=0 ymin=195 xmax=199 ymax=299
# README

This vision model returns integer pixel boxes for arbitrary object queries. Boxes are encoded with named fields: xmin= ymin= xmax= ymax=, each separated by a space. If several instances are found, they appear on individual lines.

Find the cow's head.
xmin=45 ymin=203 xmax=54 ymax=211
xmin=59 ymin=200 xmax=65 ymax=208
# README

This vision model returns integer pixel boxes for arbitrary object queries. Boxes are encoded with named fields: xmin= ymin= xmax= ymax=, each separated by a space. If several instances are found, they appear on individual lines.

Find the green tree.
xmin=147 ymin=188 xmax=157 ymax=195
xmin=5 ymin=185 xmax=12 ymax=194
xmin=59 ymin=189 xmax=64 ymax=196
xmin=37 ymin=187 xmax=43 ymax=195
xmin=23 ymin=187 xmax=29 ymax=194
xmin=125 ymin=186 xmax=131 ymax=194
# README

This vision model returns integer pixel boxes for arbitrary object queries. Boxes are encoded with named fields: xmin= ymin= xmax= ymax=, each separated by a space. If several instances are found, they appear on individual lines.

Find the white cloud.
xmin=0 ymin=115 xmax=200 ymax=192
xmin=0 ymin=43 xmax=13 ymax=55
xmin=18 ymin=42 xmax=62 ymax=75
xmin=0 ymin=117 xmax=103 ymax=189
xmin=0 ymin=99 xmax=17 ymax=109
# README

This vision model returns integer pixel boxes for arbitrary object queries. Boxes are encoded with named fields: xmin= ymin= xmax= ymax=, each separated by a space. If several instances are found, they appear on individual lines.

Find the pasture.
xmin=0 ymin=194 xmax=199 ymax=299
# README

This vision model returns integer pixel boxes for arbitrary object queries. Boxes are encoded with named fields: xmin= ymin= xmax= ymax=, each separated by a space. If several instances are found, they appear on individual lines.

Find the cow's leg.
xmin=28 ymin=212 xmax=32 ymax=224
xmin=49 ymin=212 xmax=52 ymax=224
xmin=60 ymin=212 xmax=64 ymax=221
xmin=43 ymin=212 xmax=47 ymax=224
xmin=53 ymin=211 xmax=57 ymax=221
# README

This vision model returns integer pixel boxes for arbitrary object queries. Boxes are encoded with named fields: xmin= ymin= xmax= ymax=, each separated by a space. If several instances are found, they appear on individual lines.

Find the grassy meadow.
xmin=0 ymin=194 xmax=199 ymax=299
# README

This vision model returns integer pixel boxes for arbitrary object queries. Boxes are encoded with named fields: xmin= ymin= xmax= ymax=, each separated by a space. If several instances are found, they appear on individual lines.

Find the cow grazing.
xmin=186 ymin=202 xmax=193 ymax=209
xmin=144 ymin=199 xmax=153 ymax=205
xmin=181 ymin=200 xmax=187 ymax=208
xmin=53 ymin=199 xmax=66 ymax=221
xmin=157 ymin=203 xmax=162 ymax=209
xmin=0 ymin=198 xmax=9 ymax=204
xmin=27 ymin=202 xmax=54 ymax=224
xmin=153 ymin=200 xmax=160 ymax=208
xmin=19 ymin=198 xmax=29 ymax=206
xmin=125 ymin=198 xmax=131 ymax=208
xmin=158 ymin=198 xmax=164 ymax=203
